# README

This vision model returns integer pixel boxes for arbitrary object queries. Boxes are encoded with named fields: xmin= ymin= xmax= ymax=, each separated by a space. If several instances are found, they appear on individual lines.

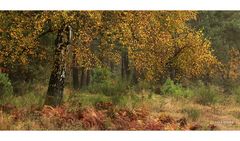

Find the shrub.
xmin=161 ymin=78 xmax=181 ymax=95
xmin=88 ymin=67 xmax=128 ymax=96
xmin=91 ymin=67 xmax=112 ymax=84
xmin=194 ymin=81 xmax=220 ymax=105
xmin=0 ymin=73 xmax=13 ymax=100
xmin=161 ymin=78 xmax=194 ymax=98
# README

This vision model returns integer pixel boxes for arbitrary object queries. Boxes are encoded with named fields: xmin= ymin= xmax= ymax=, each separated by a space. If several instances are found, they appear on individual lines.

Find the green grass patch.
xmin=182 ymin=107 xmax=201 ymax=121
xmin=193 ymin=82 xmax=221 ymax=105
xmin=0 ymin=92 xmax=45 ymax=109
xmin=68 ymin=93 xmax=111 ymax=109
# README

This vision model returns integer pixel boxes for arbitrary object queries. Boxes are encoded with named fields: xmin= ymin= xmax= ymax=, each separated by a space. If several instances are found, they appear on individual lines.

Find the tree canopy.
xmin=0 ymin=11 xmax=219 ymax=83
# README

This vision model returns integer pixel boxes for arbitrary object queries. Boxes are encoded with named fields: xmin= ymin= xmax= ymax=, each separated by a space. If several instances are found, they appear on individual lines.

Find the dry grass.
xmin=1 ymin=85 xmax=240 ymax=130
xmin=147 ymin=94 xmax=240 ymax=130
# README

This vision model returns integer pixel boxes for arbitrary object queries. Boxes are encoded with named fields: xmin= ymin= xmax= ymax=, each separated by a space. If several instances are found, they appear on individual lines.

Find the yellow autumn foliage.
xmin=0 ymin=11 xmax=220 ymax=81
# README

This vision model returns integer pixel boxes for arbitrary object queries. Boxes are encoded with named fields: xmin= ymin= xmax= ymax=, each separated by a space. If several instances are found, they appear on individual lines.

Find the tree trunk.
xmin=132 ymin=68 xmax=139 ymax=84
xmin=45 ymin=24 xmax=72 ymax=107
xmin=72 ymin=53 xmax=79 ymax=90
xmin=169 ymin=65 xmax=176 ymax=80
xmin=125 ymin=51 xmax=130 ymax=79
xmin=110 ymin=61 xmax=114 ymax=72
xmin=86 ymin=69 xmax=91 ymax=86
xmin=121 ymin=52 xmax=125 ymax=79
xmin=121 ymin=50 xmax=130 ymax=80
xmin=79 ymin=67 xmax=85 ymax=89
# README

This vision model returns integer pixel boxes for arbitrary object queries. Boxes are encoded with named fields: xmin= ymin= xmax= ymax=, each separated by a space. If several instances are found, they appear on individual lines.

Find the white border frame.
xmin=0 ymin=131 xmax=240 ymax=141
xmin=1 ymin=0 xmax=240 ymax=141
xmin=0 ymin=0 xmax=240 ymax=10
